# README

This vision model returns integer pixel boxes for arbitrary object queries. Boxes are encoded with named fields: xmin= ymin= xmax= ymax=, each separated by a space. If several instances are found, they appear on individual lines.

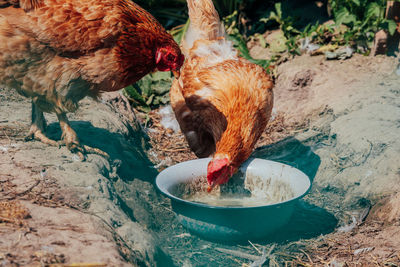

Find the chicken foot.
xmin=25 ymin=101 xmax=59 ymax=147
xmin=25 ymin=102 xmax=108 ymax=160
xmin=56 ymin=112 xmax=109 ymax=161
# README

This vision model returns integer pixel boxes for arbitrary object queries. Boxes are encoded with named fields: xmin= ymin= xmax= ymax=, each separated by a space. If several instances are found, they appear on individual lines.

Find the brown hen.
xmin=170 ymin=0 xmax=274 ymax=189
xmin=0 ymin=0 xmax=184 ymax=160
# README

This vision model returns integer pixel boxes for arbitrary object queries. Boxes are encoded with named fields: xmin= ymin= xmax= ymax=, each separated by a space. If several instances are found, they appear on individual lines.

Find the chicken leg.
xmin=56 ymin=112 xmax=109 ymax=161
xmin=25 ymin=101 xmax=59 ymax=147
xmin=24 ymin=101 xmax=108 ymax=160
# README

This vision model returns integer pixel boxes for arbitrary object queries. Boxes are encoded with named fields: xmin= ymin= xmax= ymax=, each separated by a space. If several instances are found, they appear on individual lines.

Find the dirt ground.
xmin=1 ymin=52 xmax=400 ymax=266
xmin=0 ymin=91 xmax=171 ymax=267
xmin=141 ymin=53 xmax=400 ymax=266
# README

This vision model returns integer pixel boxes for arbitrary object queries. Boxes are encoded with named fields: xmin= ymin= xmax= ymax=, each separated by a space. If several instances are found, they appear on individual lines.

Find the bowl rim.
xmin=155 ymin=158 xmax=312 ymax=210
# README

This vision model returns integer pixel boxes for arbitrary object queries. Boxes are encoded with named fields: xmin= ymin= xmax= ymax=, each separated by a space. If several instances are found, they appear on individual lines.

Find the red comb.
xmin=207 ymin=158 xmax=229 ymax=185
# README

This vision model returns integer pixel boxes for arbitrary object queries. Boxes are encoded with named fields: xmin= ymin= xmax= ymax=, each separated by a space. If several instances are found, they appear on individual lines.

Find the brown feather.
xmin=171 ymin=0 xmax=274 ymax=172
xmin=0 ymin=0 xmax=180 ymax=111
xmin=186 ymin=0 xmax=223 ymax=40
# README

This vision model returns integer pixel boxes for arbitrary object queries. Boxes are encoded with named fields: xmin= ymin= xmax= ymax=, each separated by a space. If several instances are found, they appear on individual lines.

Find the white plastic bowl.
xmin=156 ymin=158 xmax=311 ymax=241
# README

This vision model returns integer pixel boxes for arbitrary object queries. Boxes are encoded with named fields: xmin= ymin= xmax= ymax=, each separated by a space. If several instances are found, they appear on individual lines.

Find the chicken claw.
xmin=25 ymin=125 xmax=59 ymax=147
xmin=83 ymin=145 xmax=109 ymax=158
xmin=61 ymin=140 xmax=109 ymax=161
xmin=25 ymin=101 xmax=59 ymax=147
xmin=65 ymin=140 xmax=86 ymax=161
xmin=57 ymin=112 xmax=109 ymax=161
xmin=69 ymin=142 xmax=109 ymax=161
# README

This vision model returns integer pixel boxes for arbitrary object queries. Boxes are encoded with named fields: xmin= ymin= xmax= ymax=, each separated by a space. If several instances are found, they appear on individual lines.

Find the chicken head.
xmin=207 ymin=155 xmax=236 ymax=191
xmin=156 ymin=46 xmax=185 ymax=72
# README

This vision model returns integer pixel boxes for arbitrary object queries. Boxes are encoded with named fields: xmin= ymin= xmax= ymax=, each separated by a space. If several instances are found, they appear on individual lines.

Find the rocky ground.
xmin=0 ymin=91 xmax=172 ymax=266
xmin=1 ymin=53 xmax=399 ymax=266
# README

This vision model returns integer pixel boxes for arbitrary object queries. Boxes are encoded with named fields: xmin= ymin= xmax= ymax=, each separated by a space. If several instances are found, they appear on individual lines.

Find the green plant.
xmin=328 ymin=0 xmax=397 ymax=46
xmin=169 ymin=19 xmax=190 ymax=44
xmin=224 ymin=11 xmax=273 ymax=69
xmin=134 ymin=0 xmax=261 ymax=30
xmin=258 ymin=0 xmax=396 ymax=55
xmin=260 ymin=3 xmax=300 ymax=37
xmin=301 ymin=22 xmax=335 ymax=42
xmin=212 ymin=0 xmax=243 ymax=18
xmin=260 ymin=2 xmax=301 ymax=55
xmin=123 ymin=72 xmax=173 ymax=112
xmin=135 ymin=0 xmax=188 ymax=28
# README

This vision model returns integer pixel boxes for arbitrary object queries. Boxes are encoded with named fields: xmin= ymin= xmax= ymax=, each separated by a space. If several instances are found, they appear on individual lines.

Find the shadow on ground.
xmin=46 ymin=120 xmax=158 ymax=181
xmin=258 ymin=200 xmax=338 ymax=244
xmin=251 ymin=137 xmax=338 ymax=244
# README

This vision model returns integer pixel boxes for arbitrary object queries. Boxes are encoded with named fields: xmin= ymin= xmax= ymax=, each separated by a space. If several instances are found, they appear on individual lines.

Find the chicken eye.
xmin=166 ymin=54 xmax=175 ymax=61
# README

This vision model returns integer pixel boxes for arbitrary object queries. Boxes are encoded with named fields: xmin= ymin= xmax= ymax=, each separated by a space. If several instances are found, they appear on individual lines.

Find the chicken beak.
xmin=207 ymin=174 xmax=227 ymax=192
xmin=207 ymin=183 xmax=216 ymax=193
xmin=172 ymin=70 xmax=180 ymax=79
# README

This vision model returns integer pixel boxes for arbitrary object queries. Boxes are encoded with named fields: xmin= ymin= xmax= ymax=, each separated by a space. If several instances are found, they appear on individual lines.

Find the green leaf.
xmin=387 ymin=20 xmax=398 ymax=35
xmin=335 ymin=7 xmax=349 ymax=25
xmin=275 ymin=3 xmax=282 ymax=20
xmin=253 ymin=33 xmax=267 ymax=48
xmin=335 ymin=7 xmax=357 ymax=26
xmin=365 ymin=2 xmax=380 ymax=20
xmin=123 ymin=85 xmax=147 ymax=106
xmin=170 ymin=19 xmax=190 ymax=45
xmin=146 ymin=94 xmax=155 ymax=106
xmin=137 ymin=105 xmax=151 ymax=113
xmin=159 ymin=94 xmax=170 ymax=105
xmin=351 ymin=0 xmax=360 ymax=6
xmin=226 ymin=34 xmax=272 ymax=69
xmin=260 ymin=11 xmax=280 ymax=24
xmin=380 ymin=19 xmax=398 ymax=35
xmin=268 ymin=30 xmax=288 ymax=53
xmin=303 ymin=24 xmax=311 ymax=35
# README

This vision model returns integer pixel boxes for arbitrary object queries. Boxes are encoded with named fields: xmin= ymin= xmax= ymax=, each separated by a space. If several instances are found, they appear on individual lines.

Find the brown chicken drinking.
xmin=170 ymin=0 xmax=274 ymax=190
xmin=0 ymin=0 xmax=184 ymax=160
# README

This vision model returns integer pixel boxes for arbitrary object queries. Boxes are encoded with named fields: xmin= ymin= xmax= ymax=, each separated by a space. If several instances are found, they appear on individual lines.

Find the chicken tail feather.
xmin=183 ymin=0 xmax=225 ymax=52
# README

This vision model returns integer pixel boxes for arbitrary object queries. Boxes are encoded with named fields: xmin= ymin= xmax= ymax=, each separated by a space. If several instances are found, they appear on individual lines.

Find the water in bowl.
xmin=174 ymin=173 xmax=295 ymax=207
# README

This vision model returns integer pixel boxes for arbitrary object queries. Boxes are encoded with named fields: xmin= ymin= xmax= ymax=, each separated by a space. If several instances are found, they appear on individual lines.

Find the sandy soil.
xmin=142 ymin=53 xmax=400 ymax=266
xmin=0 ymin=91 xmax=171 ymax=267
xmin=1 ymin=52 xmax=400 ymax=266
